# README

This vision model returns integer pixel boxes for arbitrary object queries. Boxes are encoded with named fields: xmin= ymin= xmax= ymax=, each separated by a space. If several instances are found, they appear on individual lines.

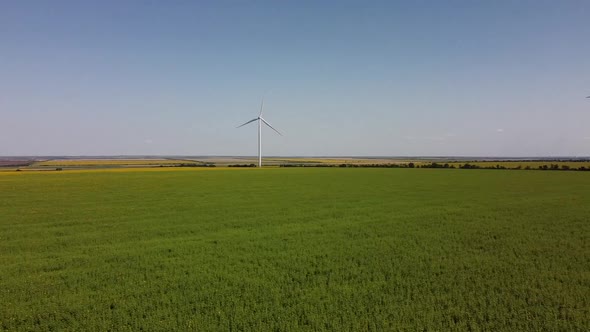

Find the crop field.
xmin=10 ymin=158 xmax=589 ymax=171
xmin=34 ymin=159 xmax=200 ymax=167
xmin=1 ymin=168 xmax=588 ymax=330
xmin=264 ymin=158 xmax=412 ymax=165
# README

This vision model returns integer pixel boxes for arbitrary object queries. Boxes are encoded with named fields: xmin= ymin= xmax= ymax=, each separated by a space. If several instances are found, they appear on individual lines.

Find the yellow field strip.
xmin=0 ymin=166 xmax=276 ymax=176
xmin=264 ymin=158 xmax=415 ymax=164
xmin=35 ymin=159 xmax=198 ymax=166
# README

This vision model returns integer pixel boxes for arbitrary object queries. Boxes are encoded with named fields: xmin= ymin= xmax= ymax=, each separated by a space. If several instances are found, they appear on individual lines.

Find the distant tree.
xmin=408 ymin=162 xmax=415 ymax=168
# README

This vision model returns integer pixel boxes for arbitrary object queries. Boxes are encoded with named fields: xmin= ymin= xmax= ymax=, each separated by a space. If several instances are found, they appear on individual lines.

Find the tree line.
xmin=278 ymin=162 xmax=590 ymax=171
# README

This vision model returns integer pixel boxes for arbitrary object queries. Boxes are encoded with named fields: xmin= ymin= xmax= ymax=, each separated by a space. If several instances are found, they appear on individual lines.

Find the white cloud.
xmin=144 ymin=139 xmax=153 ymax=144
xmin=496 ymin=129 xmax=504 ymax=133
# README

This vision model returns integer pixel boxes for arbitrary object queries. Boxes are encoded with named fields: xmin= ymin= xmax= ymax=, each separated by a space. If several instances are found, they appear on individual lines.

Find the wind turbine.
xmin=236 ymin=98 xmax=282 ymax=167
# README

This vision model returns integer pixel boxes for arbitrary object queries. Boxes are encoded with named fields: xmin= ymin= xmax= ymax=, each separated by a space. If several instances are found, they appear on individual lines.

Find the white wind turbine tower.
xmin=236 ymin=98 xmax=282 ymax=167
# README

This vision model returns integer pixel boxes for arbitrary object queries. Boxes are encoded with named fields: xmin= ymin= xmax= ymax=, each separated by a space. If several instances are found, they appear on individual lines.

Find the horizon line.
xmin=1 ymin=155 xmax=590 ymax=160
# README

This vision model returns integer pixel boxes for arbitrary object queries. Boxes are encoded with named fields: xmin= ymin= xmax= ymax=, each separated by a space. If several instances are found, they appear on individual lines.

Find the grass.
xmin=1 ymin=168 xmax=588 ymax=330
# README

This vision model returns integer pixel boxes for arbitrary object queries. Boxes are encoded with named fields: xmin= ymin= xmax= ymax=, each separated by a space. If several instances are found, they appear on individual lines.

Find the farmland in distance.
xmin=0 ymin=168 xmax=588 ymax=330
xmin=3 ymin=156 xmax=590 ymax=172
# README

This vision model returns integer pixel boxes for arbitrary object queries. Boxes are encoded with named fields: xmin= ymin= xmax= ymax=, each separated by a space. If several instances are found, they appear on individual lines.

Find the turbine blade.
xmin=236 ymin=118 xmax=258 ymax=128
xmin=260 ymin=118 xmax=282 ymax=136
xmin=259 ymin=98 xmax=264 ymax=117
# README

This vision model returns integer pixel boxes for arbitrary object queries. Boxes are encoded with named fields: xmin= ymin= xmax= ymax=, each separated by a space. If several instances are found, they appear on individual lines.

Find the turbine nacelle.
xmin=236 ymin=98 xmax=283 ymax=167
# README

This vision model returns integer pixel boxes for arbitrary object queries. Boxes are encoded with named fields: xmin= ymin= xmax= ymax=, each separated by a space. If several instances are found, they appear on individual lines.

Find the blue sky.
xmin=1 ymin=1 xmax=589 ymax=156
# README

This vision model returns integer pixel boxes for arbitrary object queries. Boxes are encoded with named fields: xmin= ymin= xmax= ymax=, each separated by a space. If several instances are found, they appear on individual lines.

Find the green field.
xmin=1 ymin=168 xmax=589 ymax=330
